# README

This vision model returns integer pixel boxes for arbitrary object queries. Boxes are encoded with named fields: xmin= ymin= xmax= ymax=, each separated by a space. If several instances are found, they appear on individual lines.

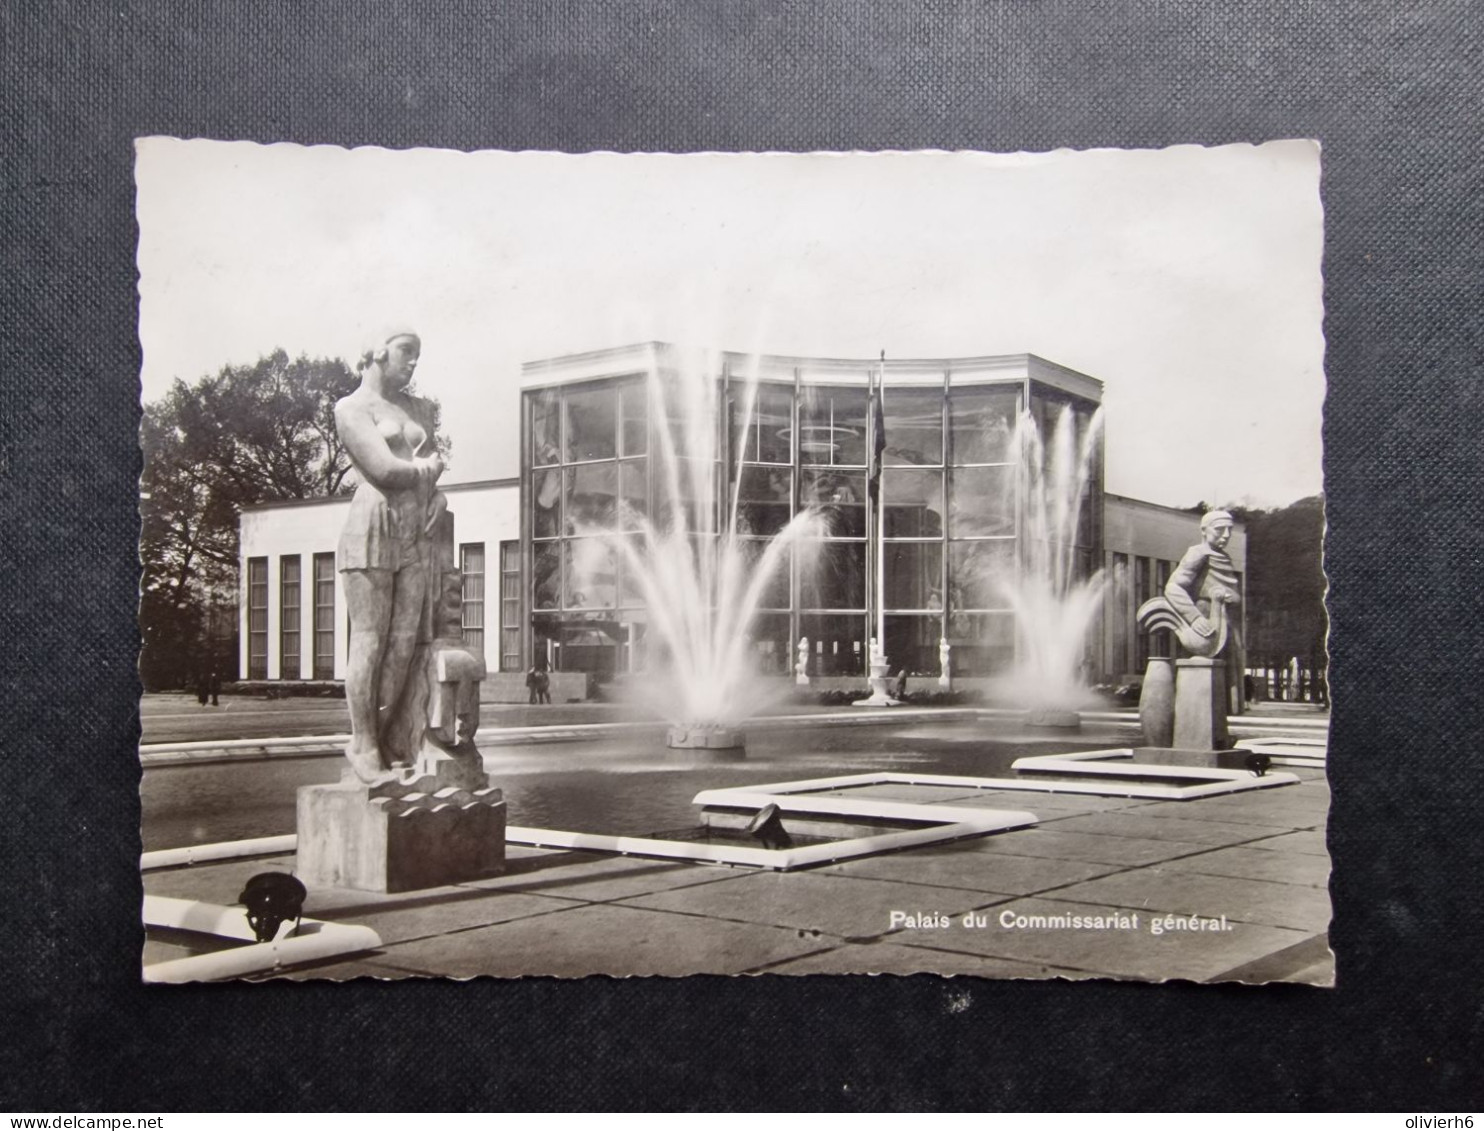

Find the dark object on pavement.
xmin=238 ymin=872 xmax=307 ymax=943
xmin=746 ymin=803 xmax=794 ymax=851
xmin=1244 ymin=752 xmax=1273 ymax=778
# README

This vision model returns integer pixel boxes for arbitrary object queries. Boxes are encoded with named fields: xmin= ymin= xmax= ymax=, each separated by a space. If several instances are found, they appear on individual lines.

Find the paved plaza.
xmin=142 ymin=715 xmax=1332 ymax=984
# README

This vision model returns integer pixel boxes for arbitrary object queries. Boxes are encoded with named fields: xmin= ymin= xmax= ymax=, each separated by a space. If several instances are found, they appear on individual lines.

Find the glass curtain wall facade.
xmin=521 ymin=358 xmax=1102 ymax=682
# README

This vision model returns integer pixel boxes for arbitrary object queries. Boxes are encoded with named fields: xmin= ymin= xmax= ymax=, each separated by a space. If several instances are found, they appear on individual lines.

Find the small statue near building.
xmin=1136 ymin=509 xmax=1245 ymax=749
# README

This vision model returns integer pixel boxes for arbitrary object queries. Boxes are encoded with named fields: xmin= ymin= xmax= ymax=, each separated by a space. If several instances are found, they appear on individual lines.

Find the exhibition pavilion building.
xmin=239 ymin=343 xmax=1243 ymax=696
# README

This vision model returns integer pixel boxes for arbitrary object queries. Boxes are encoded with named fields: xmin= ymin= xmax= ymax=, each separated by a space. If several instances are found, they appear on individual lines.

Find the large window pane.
xmin=951 ymin=388 xmax=1018 ymax=464
xmin=565 ymin=385 xmax=617 ymax=462
xmin=948 ymin=611 xmax=1016 ymax=676
xmin=460 ymin=543 xmax=485 ymax=657
xmin=884 ymin=542 xmax=943 ymax=611
xmin=884 ymin=615 xmax=944 ymax=677
xmin=949 ymin=465 xmax=1016 ymax=537
xmin=533 ymin=542 xmax=561 ymax=610
xmin=564 ymin=463 xmax=618 ymax=534
xmin=883 ymin=388 xmax=943 ymax=466
xmin=531 ymin=390 xmax=561 ymax=466
xmin=949 ymin=540 xmax=1015 ymax=609
xmin=614 ymin=533 xmax=647 ymax=607
xmin=655 ymin=459 xmax=718 ymax=533
xmin=618 ymin=459 xmax=648 ymax=530
xmin=747 ymin=612 xmax=792 ymax=675
xmin=799 ymin=613 xmax=868 ymax=677
xmin=733 ymin=383 xmax=793 ymax=464
xmin=736 ymin=538 xmax=791 ymax=610
xmin=883 ymin=468 xmax=943 ymax=537
xmin=533 ymin=466 xmax=562 ymax=538
xmin=564 ymin=537 xmax=616 ymax=609
xmin=736 ymin=467 xmax=792 ymax=536
xmin=800 ymin=470 xmax=865 ymax=538
xmin=799 ymin=540 xmax=866 ymax=610
xmin=799 ymin=385 xmax=868 ymax=466
xmin=620 ymin=383 xmax=648 ymax=456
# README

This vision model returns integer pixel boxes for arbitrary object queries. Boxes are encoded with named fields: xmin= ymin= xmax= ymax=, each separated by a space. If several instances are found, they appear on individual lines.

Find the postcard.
xmin=137 ymin=140 xmax=1329 ymax=984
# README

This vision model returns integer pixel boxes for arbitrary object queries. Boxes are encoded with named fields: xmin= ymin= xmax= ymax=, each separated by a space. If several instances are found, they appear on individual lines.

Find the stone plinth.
xmin=1174 ymin=657 xmax=1229 ymax=751
xmin=297 ymin=773 xmax=506 ymax=894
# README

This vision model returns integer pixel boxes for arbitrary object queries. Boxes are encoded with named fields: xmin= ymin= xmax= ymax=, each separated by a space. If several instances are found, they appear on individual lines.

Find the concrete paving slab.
xmin=143 ymin=857 xmax=296 ymax=906
xmin=757 ymin=940 xmax=1092 ymax=979
xmin=816 ymin=838 xmax=1123 ymax=897
xmin=1130 ymin=796 xmax=1329 ymax=829
xmin=373 ymin=901 xmax=826 ymax=977
xmin=968 ymin=827 xmax=1213 ymax=867
xmin=271 ymin=955 xmax=443 ymax=981
xmin=946 ymin=791 xmax=1153 ymax=814
xmin=1243 ymin=830 xmax=1331 ymax=857
xmin=891 ymin=896 xmax=1316 ymax=982
xmin=617 ymin=869 xmax=999 ymax=940
xmin=1206 ymin=932 xmax=1334 ymax=985
xmin=310 ymin=888 xmax=581 ymax=945
xmin=1050 ymin=868 xmax=1333 ymax=933
xmin=1158 ymin=845 xmax=1332 ymax=888
xmin=452 ymin=849 xmax=743 ymax=902
xmin=1042 ymin=810 xmax=1286 ymax=847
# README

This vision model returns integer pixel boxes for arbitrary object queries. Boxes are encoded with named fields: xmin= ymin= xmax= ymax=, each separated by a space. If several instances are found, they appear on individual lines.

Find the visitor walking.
xmin=535 ymin=667 xmax=551 ymax=705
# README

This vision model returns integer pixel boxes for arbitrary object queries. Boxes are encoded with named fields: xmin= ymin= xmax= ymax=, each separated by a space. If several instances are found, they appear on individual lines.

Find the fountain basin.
xmin=1023 ymin=707 xmax=1082 ymax=731
xmin=667 ymin=724 xmax=746 ymax=751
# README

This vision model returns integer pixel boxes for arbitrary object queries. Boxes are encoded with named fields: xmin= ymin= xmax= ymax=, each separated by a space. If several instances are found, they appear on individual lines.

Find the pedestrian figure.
xmin=526 ymin=666 xmax=540 ymax=705
xmin=196 ymin=670 xmax=210 ymax=707
xmin=893 ymin=670 xmax=908 ymax=700
xmin=535 ymin=667 xmax=551 ymax=705
xmin=209 ymin=668 xmax=221 ymax=707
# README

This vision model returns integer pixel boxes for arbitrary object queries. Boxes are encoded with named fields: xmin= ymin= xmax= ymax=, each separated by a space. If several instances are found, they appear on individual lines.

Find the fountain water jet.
xmin=996 ymin=404 xmax=1106 ymax=728
xmin=572 ymin=347 xmax=823 ymax=751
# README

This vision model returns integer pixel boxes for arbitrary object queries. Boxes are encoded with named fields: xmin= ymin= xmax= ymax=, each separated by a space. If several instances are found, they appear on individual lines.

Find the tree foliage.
xmin=1230 ymin=495 xmax=1328 ymax=674
xmin=138 ymin=349 xmax=445 ymax=689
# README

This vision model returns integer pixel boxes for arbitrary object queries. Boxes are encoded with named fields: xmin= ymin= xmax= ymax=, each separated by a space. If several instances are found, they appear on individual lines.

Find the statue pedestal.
xmin=1174 ymin=657 xmax=1230 ymax=751
xmin=853 ymin=659 xmax=901 ymax=708
xmin=297 ymin=763 xmax=506 ymax=894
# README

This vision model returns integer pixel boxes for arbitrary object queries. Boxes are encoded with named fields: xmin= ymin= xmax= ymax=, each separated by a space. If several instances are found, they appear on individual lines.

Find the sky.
xmin=136 ymin=140 xmax=1324 ymax=510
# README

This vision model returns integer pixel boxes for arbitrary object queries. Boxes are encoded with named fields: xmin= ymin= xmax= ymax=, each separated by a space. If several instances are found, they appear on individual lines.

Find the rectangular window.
xmin=461 ymin=543 xmax=485 ymax=658
xmin=799 ymin=385 xmax=868 ymax=466
xmin=279 ymin=555 xmax=301 ymax=681
xmin=313 ymin=552 xmax=336 ymax=680
xmin=246 ymin=557 xmax=268 ymax=680
xmin=500 ymin=540 xmax=521 ymax=672
xmin=1111 ymin=552 xmax=1131 ymax=675
xmin=1134 ymin=556 xmax=1153 ymax=669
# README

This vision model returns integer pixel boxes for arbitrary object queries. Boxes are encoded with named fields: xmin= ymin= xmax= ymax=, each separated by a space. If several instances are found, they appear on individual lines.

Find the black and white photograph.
xmin=136 ymin=139 xmax=1330 ymax=984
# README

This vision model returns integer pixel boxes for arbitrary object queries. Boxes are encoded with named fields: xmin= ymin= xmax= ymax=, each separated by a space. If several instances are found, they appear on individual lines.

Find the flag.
xmin=867 ymin=350 xmax=886 ymax=506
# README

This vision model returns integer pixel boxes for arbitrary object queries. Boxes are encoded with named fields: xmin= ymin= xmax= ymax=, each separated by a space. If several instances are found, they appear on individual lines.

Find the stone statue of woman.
xmin=333 ymin=330 xmax=447 ymax=784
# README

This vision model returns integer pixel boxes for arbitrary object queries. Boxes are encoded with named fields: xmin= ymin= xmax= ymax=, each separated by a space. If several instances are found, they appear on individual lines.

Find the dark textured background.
xmin=2 ymin=0 xmax=1481 ymax=1112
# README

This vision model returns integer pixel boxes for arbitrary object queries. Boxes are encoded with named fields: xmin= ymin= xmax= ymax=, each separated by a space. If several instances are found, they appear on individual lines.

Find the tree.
xmin=1233 ymin=495 xmax=1328 ymax=701
xmin=138 ymin=349 xmax=444 ymax=689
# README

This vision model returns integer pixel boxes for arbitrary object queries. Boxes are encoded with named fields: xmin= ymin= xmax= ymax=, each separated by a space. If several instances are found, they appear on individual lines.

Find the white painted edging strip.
xmin=1234 ymin=736 xmax=1328 ymax=766
xmin=507 ymin=794 xmax=1035 ymax=871
xmin=142 ymin=834 xmax=298 ymax=870
xmin=705 ymin=755 xmax=1299 ymax=802
xmin=1010 ymin=748 xmax=1300 ymax=797
xmin=143 ymin=895 xmax=381 ymax=984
